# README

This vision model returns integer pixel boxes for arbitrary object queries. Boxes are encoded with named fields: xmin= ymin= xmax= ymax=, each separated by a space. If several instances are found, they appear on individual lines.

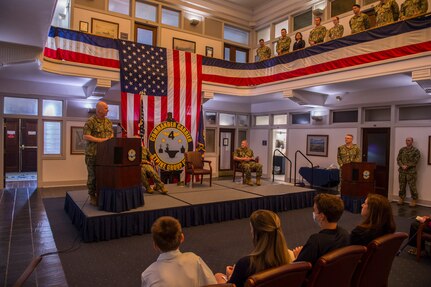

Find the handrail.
xmin=294 ymin=150 xmax=314 ymax=187
xmin=272 ymin=149 xmax=292 ymax=183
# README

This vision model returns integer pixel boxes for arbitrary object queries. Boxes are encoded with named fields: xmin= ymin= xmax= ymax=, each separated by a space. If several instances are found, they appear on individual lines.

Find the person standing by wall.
xmin=83 ymin=101 xmax=113 ymax=206
xmin=397 ymin=137 xmax=420 ymax=207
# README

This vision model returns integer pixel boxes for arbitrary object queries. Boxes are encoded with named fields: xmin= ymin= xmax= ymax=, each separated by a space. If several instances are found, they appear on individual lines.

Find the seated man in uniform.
xmin=234 ymin=140 xmax=263 ymax=186
xmin=141 ymin=146 xmax=168 ymax=194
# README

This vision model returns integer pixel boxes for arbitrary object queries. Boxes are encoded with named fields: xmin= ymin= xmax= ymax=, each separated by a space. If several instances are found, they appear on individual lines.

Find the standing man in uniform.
xmin=397 ymin=137 xmax=420 ymax=207
xmin=141 ymin=145 xmax=168 ymax=194
xmin=234 ymin=140 xmax=263 ymax=186
xmin=349 ymin=4 xmax=371 ymax=34
xmin=308 ymin=17 xmax=327 ymax=46
xmin=276 ymin=28 xmax=291 ymax=56
xmin=83 ymin=101 xmax=113 ymax=206
xmin=337 ymin=134 xmax=362 ymax=178
xmin=256 ymin=39 xmax=271 ymax=61
xmin=375 ymin=0 xmax=400 ymax=27
xmin=400 ymin=0 xmax=428 ymax=20
xmin=326 ymin=16 xmax=344 ymax=41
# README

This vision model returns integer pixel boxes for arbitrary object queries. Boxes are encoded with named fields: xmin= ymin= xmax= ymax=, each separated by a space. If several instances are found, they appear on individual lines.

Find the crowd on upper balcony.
xmin=256 ymin=0 xmax=428 ymax=61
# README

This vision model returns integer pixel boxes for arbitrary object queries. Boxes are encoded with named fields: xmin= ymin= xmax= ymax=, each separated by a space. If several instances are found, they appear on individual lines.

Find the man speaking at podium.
xmin=337 ymin=134 xmax=362 ymax=180
xmin=83 ymin=101 xmax=114 ymax=206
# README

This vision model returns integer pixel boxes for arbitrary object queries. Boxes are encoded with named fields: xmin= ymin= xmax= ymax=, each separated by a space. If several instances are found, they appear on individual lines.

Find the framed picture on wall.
xmin=91 ymin=18 xmax=119 ymax=38
xmin=173 ymin=38 xmax=196 ymax=53
xmin=79 ymin=21 xmax=89 ymax=33
xmin=71 ymin=127 xmax=86 ymax=154
xmin=306 ymin=135 xmax=329 ymax=157
xmin=428 ymin=136 xmax=431 ymax=165
xmin=205 ymin=46 xmax=214 ymax=57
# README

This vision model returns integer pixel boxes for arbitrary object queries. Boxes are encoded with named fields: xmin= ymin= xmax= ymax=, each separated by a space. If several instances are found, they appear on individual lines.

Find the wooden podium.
xmin=95 ymin=138 xmax=143 ymax=212
xmin=340 ymin=162 xmax=376 ymax=197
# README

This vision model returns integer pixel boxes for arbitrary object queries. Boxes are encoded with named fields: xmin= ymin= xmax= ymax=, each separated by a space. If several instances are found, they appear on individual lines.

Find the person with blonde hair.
xmin=350 ymin=194 xmax=396 ymax=245
xmin=215 ymin=210 xmax=293 ymax=287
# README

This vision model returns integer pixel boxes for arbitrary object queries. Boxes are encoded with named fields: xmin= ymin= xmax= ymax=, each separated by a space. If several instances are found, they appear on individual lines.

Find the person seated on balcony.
xmin=141 ymin=145 xmax=168 ymax=194
xmin=350 ymin=194 xmax=396 ymax=245
xmin=407 ymin=215 xmax=431 ymax=255
xmin=234 ymin=140 xmax=263 ymax=186
xmin=214 ymin=210 xmax=294 ymax=287
xmin=293 ymin=194 xmax=349 ymax=265
xmin=141 ymin=216 xmax=217 ymax=287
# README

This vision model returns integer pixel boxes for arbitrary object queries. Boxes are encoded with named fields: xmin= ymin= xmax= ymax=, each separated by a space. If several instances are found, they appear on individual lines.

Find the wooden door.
xmin=362 ymin=128 xmax=390 ymax=197
xmin=219 ymin=129 xmax=235 ymax=171
xmin=4 ymin=119 xmax=19 ymax=172
xmin=21 ymin=119 xmax=37 ymax=172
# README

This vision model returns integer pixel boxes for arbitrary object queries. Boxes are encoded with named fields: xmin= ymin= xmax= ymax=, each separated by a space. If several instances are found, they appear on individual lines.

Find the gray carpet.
xmin=43 ymin=197 xmax=431 ymax=287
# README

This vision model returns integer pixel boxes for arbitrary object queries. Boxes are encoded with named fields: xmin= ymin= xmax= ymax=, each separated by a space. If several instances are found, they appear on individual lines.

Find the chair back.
xmin=245 ymin=262 xmax=312 ymax=287
xmin=306 ymin=245 xmax=367 ymax=287
xmin=351 ymin=232 xmax=408 ymax=287
xmin=185 ymin=151 xmax=203 ymax=169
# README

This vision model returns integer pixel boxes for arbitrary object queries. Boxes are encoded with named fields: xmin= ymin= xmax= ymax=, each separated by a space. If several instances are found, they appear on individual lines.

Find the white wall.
xmin=250 ymin=129 xmax=270 ymax=175
xmin=393 ymin=127 xmax=431 ymax=204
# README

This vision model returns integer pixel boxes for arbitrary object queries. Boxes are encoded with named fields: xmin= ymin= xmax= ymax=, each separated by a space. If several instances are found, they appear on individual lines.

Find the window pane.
xmin=224 ymin=47 xmax=230 ymax=60
xmin=292 ymin=113 xmax=310 ymax=124
xmin=205 ymin=112 xmax=217 ymax=125
xmin=205 ymin=128 xmax=215 ymax=153
xmin=109 ymin=0 xmax=130 ymax=15
xmin=235 ymin=50 xmax=247 ymax=63
xmin=42 ymin=100 xmax=63 ymax=117
xmin=257 ymin=27 xmax=270 ymax=42
xmin=275 ymin=19 xmax=289 ymax=37
xmin=137 ymin=28 xmax=154 ymax=45
xmin=399 ymin=105 xmax=431 ymax=120
xmin=107 ymin=104 xmax=120 ymax=120
xmin=162 ymin=8 xmax=180 ymax=27
xmin=238 ymin=130 xmax=247 ymax=144
xmin=332 ymin=110 xmax=358 ymax=123
xmin=256 ymin=115 xmax=270 ymax=125
xmin=4 ymin=97 xmax=38 ymax=115
xmin=44 ymin=121 xmax=61 ymax=155
xmin=219 ymin=113 xmax=235 ymax=126
xmin=331 ymin=0 xmax=355 ymax=17
xmin=237 ymin=115 xmax=249 ymax=127
xmin=273 ymin=114 xmax=287 ymax=125
xmin=293 ymin=9 xmax=312 ymax=31
xmin=224 ymin=25 xmax=249 ymax=45
xmin=136 ymin=1 xmax=157 ymax=22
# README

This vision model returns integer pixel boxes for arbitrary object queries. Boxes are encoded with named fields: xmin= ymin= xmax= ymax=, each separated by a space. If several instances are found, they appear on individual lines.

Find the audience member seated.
xmin=350 ymin=194 xmax=396 ymax=245
xmin=293 ymin=194 xmax=349 ymax=265
xmin=215 ymin=210 xmax=294 ymax=287
xmin=407 ymin=214 xmax=431 ymax=256
xmin=293 ymin=32 xmax=305 ymax=51
xmin=141 ymin=216 xmax=217 ymax=287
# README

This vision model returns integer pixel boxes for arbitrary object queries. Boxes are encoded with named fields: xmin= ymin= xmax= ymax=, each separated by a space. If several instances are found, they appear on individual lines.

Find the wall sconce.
xmin=190 ymin=19 xmax=200 ymax=26
xmin=336 ymin=96 xmax=342 ymax=101
xmin=311 ymin=115 xmax=323 ymax=122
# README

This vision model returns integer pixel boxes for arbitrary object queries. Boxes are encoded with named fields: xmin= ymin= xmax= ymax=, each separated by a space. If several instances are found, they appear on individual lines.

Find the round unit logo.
xmin=148 ymin=121 xmax=194 ymax=171
xmin=128 ymin=149 xmax=137 ymax=161
xmin=363 ymin=170 xmax=370 ymax=180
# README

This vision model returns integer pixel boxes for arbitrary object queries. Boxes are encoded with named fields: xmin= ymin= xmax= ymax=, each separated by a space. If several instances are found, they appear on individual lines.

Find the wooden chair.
xmin=184 ymin=151 xmax=212 ymax=187
xmin=232 ymin=154 xmax=259 ymax=183
xmin=306 ymin=245 xmax=367 ymax=287
xmin=416 ymin=222 xmax=431 ymax=262
xmin=351 ymin=232 xmax=408 ymax=287
xmin=245 ymin=261 xmax=312 ymax=287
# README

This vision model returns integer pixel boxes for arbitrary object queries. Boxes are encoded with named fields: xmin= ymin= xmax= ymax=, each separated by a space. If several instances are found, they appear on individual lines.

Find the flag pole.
xmin=138 ymin=90 xmax=146 ymax=146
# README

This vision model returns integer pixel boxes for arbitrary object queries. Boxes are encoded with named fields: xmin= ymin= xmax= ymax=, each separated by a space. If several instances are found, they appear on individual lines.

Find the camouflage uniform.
xmin=337 ymin=144 xmax=362 ymax=167
xmin=83 ymin=115 xmax=113 ymax=196
xmin=309 ymin=25 xmax=327 ymax=45
xmin=397 ymin=146 xmax=420 ymax=200
xmin=400 ymin=0 xmax=428 ymax=19
xmin=375 ymin=0 xmax=400 ymax=27
xmin=234 ymin=146 xmax=262 ymax=182
xmin=327 ymin=24 xmax=344 ymax=40
xmin=276 ymin=36 xmax=292 ymax=55
xmin=256 ymin=45 xmax=271 ymax=61
xmin=141 ymin=147 xmax=166 ymax=194
xmin=349 ymin=13 xmax=371 ymax=34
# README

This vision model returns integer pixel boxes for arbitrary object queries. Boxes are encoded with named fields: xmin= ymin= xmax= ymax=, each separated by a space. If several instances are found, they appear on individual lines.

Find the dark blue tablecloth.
xmin=299 ymin=167 xmax=340 ymax=187
xmin=98 ymin=185 xmax=144 ymax=212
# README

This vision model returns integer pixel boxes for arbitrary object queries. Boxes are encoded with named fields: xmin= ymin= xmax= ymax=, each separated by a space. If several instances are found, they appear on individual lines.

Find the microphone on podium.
xmin=118 ymin=123 xmax=128 ymax=134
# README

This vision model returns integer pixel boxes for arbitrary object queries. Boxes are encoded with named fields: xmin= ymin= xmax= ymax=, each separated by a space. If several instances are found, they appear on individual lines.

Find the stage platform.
xmin=64 ymin=179 xmax=316 ymax=242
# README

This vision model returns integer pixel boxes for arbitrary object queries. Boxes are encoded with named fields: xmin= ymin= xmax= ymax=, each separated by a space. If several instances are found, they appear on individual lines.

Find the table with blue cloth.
xmin=299 ymin=167 xmax=340 ymax=187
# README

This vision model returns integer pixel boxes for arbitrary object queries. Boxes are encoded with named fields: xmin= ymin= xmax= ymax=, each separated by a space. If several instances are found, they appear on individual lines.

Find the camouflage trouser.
xmin=240 ymin=162 xmax=263 ymax=181
xmin=141 ymin=164 xmax=164 ymax=189
xmin=399 ymin=172 xmax=418 ymax=200
xmin=85 ymin=155 xmax=96 ymax=196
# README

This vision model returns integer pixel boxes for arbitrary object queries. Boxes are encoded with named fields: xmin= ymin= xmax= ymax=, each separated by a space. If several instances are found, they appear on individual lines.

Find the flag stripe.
xmin=185 ymin=52 xmax=192 ymax=133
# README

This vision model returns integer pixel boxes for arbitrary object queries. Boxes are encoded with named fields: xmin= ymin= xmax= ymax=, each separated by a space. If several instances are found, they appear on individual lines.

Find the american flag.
xmin=119 ymin=40 xmax=202 ymax=143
